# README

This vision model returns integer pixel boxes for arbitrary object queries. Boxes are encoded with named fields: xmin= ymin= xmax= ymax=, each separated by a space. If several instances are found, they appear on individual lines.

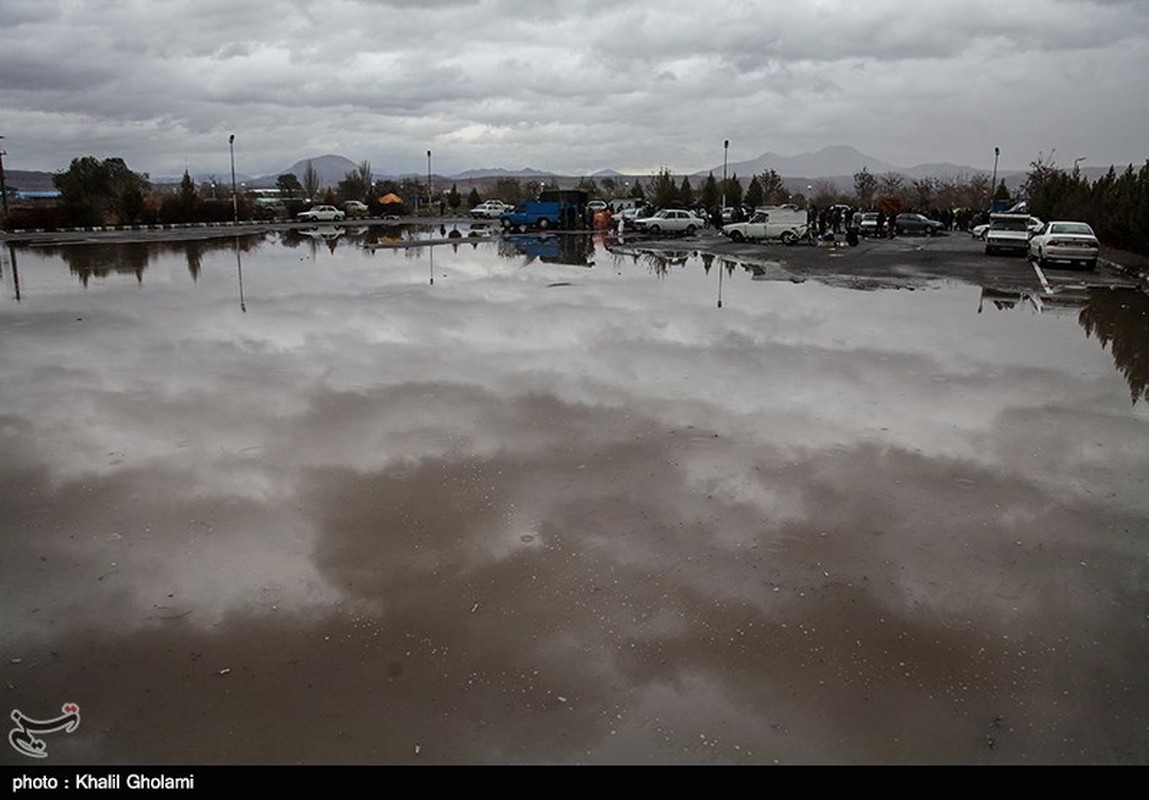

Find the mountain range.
xmin=215 ymin=145 xmax=1035 ymax=191
xmin=12 ymin=146 xmax=1115 ymax=193
xmin=255 ymin=146 xmax=1001 ymax=186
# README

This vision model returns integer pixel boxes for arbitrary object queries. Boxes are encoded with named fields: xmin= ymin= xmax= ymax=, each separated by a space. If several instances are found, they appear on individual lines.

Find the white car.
xmin=470 ymin=200 xmax=512 ymax=219
xmin=973 ymin=215 xmax=1042 ymax=240
xmin=343 ymin=200 xmax=369 ymax=217
xmin=1028 ymin=221 xmax=1100 ymax=270
xmin=722 ymin=209 xmax=809 ymax=244
xmin=297 ymin=204 xmax=345 ymax=222
xmin=984 ymin=213 xmax=1031 ymax=255
xmin=611 ymin=207 xmax=643 ymax=228
xmin=632 ymin=209 xmax=704 ymax=235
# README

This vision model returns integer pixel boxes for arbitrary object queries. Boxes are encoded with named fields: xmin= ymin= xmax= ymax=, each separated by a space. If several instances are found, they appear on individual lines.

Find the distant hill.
xmin=453 ymin=167 xmax=554 ymax=180
xmin=257 ymin=154 xmax=361 ymax=189
xmin=704 ymin=145 xmax=993 ymax=183
xmin=4 ymin=169 xmax=58 ymax=192
xmin=713 ymin=145 xmax=894 ymax=180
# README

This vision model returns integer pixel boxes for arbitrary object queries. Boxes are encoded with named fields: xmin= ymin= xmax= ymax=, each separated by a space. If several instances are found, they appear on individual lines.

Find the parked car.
xmin=610 ymin=207 xmax=644 ymax=229
xmin=297 ymin=204 xmax=345 ymax=222
xmin=1028 ymin=221 xmax=1100 ymax=270
xmin=859 ymin=212 xmax=883 ymax=237
xmin=973 ymin=215 xmax=1042 ymax=240
xmin=470 ymin=200 xmax=511 ymax=219
xmin=894 ymin=213 xmax=944 ymax=235
xmin=632 ymin=209 xmax=704 ymax=235
xmin=984 ymin=213 xmax=1031 ymax=255
xmin=343 ymin=200 xmax=369 ymax=217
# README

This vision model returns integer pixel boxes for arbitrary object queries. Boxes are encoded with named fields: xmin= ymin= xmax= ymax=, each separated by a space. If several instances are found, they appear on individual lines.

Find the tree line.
xmin=5 ymin=153 xmax=1146 ymax=249
xmin=1023 ymin=156 xmax=1149 ymax=255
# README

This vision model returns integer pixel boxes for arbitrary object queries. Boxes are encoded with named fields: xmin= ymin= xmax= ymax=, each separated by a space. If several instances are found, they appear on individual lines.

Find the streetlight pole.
xmin=229 ymin=134 xmax=238 ymax=224
xmin=721 ymin=139 xmax=729 ymax=213
xmin=427 ymin=150 xmax=432 ymax=217
xmin=0 ymin=135 xmax=9 ymax=215
xmin=990 ymin=146 xmax=1000 ymax=208
xmin=1073 ymin=156 xmax=1087 ymax=174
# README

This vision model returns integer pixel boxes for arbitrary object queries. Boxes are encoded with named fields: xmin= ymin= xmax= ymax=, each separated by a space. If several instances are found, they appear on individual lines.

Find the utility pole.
xmin=721 ymin=139 xmax=729 ymax=213
xmin=990 ymin=146 xmax=1000 ymax=208
xmin=229 ymin=134 xmax=238 ymax=224
xmin=0 ymin=136 xmax=9 ymax=215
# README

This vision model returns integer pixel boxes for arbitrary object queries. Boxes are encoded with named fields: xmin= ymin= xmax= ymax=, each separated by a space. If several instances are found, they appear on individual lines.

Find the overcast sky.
xmin=2 ymin=0 xmax=1146 ymax=179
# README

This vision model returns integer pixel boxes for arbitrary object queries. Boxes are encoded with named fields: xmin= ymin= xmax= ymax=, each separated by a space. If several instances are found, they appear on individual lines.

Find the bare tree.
xmin=911 ymin=177 xmax=936 ymax=209
xmin=877 ymin=172 xmax=904 ymax=199
xmin=811 ymin=179 xmax=837 ymax=208
xmin=302 ymin=160 xmax=320 ymax=202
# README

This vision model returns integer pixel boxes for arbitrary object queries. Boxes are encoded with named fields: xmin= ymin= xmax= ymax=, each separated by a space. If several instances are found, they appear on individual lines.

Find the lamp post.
xmin=427 ymin=150 xmax=432 ymax=216
xmin=1073 ymin=156 xmax=1086 ymax=174
xmin=990 ymin=146 xmax=1000 ymax=207
xmin=721 ymin=139 xmax=729 ymax=212
xmin=229 ymin=134 xmax=238 ymax=224
xmin=0 ymin=135 xmax=9 ymax=215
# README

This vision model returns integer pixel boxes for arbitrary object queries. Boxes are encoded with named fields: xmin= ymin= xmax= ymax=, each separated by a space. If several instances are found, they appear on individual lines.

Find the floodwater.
xmin=1 ymin=228 xmax=1147 ymax=764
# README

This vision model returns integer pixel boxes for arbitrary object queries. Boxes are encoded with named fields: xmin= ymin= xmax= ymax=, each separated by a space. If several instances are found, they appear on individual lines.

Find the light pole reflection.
xmin=721 ymin=139 xmax=729 ymax=212
xmin=234 ymin=236 xmax=246 ymax=312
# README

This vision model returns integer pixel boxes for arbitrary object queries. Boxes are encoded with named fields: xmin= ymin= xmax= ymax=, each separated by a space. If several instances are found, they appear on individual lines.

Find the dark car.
xmin=894 ymin=213 xmax=944 ymax=236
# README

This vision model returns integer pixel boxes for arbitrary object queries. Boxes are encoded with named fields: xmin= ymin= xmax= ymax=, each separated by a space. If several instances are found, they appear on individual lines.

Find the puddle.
xmin=1 ymin=233 xmax=1147 ymax=763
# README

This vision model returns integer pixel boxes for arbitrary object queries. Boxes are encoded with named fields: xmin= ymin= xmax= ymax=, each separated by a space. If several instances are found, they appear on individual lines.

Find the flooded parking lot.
xmin=2 ymin=228 xmax=1147 ymax=763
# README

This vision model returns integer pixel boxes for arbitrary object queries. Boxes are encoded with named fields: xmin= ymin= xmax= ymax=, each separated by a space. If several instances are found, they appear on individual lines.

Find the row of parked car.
xmin=978 ymin=213 xmax=1100 ymax=270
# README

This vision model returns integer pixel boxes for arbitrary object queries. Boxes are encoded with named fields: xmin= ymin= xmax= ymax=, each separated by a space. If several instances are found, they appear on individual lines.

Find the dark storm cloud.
xmin=0 ymin=0 xmax=1145 ymax=175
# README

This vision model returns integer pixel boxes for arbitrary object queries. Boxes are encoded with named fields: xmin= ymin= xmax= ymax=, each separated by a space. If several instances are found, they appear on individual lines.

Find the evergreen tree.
xmin=276 ymin=173 xmax=303 ymax=199
xmin=651 ymin=168 xmax=679 ymax=208
xmin=723 ymin=174 xmax=743 ymax=208
xmin=853 ymin=167 xmax=877 ymax=208
xmin=757 ymin=168 xmax=790 ymax=205
xmin=180 ymin=170 xmax=199 ymax=218
xmin=679 ymin=176 xmax=694 ymax=208
xmin=744 ymin=176 xmax=763 ymax=209
xmin=701 ymin=172 xmax=719 ymax=210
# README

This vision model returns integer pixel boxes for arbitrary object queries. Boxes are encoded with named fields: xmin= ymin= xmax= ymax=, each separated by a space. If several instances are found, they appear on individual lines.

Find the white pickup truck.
xmin=985 ymin=213 xmax=1033 ymax=255
xmin=722 ymin=208 xmax=809 ymax=244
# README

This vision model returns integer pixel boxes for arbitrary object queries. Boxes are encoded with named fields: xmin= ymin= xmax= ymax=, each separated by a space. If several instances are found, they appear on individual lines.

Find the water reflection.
xmin=1 ymin=233 xmax=1147 ymax=763
xmin=1079 ymin=288 xmax=1149 ymax=405
xmin=498 ymin=233 xmax=596 ymax=266
xmin=33 ymin=235 xmax=266 ymax=285
xmin=978 ymin=285 xmax=1149 ymax=405
xmin=3 ymin=243 xmax=21 ymax=300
